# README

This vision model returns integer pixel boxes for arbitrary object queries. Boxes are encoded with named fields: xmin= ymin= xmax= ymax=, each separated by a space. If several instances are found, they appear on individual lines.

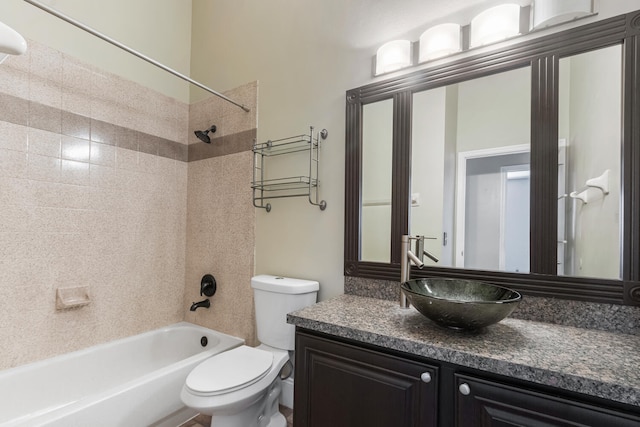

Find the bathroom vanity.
xmin=288 ymin=295 xmax=640 ymax=426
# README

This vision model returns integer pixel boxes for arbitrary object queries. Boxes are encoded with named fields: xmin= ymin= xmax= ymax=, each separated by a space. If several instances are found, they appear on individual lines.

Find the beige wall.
xmin=190 ymin=0 xmax=640 ymax=302
xmin=0 ymin=40 xmax=188 ymax=369
xmin=190 ymin=0 xmax=372 ymax=301
xmin=0 ymin=0 xmax=193 ymax=102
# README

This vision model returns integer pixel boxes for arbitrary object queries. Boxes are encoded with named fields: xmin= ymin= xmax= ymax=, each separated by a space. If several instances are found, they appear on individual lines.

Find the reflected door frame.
xmin=455 ymin=144 xmax=530 ymax=268
xmin=499 ymin=164 xmax=530 ymax=272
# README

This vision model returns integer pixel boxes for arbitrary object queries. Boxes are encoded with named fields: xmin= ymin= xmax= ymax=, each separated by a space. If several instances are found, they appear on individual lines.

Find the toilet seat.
xmin=185 ymin=346 xmax=273 ymax=397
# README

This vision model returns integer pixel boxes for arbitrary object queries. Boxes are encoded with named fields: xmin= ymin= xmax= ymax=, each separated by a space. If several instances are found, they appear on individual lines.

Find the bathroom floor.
xmin=179 ymin=406 xmax=293 ymax=427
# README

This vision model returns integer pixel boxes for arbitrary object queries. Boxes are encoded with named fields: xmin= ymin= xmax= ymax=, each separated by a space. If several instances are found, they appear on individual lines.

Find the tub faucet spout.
xmin=190 ymin=299 xmax=210 ymax=311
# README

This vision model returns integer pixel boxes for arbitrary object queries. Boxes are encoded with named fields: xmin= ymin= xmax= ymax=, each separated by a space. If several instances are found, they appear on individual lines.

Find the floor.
xmin=179 ymin=405 xmax=293 ymax=427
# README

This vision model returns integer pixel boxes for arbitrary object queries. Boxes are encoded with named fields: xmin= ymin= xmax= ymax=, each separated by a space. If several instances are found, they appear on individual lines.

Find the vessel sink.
xmin=401 ymin=278 xmax=522 ymax=330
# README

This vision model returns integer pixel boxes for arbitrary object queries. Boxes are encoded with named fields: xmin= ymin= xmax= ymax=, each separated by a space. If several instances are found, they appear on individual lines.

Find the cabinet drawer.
xmin=455 ymin=373 xmax=640 ymax=427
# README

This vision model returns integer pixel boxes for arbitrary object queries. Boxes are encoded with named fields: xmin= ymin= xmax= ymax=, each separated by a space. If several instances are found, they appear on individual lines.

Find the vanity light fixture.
xmin=470 ymin=3 xmax=521 ymax=48
xmin=375 ymin=40 xmax=412 ymax=76
xmin=372 ymin=1 xmax=593 ymax=77
xmin=531 ymin=0 xmax=593 ymax=30
xmin=0 ymin=20 xmax=27 ymax=64
xmin=418 ymin=23 xmax=461 ymax=63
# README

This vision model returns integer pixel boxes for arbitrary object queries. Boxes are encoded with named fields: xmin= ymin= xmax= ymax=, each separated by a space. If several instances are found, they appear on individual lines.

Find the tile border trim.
xmin=0 ymin=92 xmax=257 ymax=163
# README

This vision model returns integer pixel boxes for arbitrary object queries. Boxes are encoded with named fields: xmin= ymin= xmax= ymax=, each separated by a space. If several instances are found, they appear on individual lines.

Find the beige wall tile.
xmin=29 ymin=76 xmax=62 ymax=109
xmin=185 ymin=150 xmax=256 ymax=344
xmin=61 ymin=135 xmax=90 ymax=162
xmin=27 ymin=153 xmax=61 ymax=182
xmin=89 ymin=141 xmax=116 ymax=167
xmin=0 ymin=122 xmax=28 ymax=152
xmin=62 ymin=91 xmax=92 ymax=117
xmin=29 ymin=41 xmax=63 ymax=86
xmin=0 ymin=149 xmax=28 ymax=179
xmin=60 ymin=159 xmax=90 ymax=186
xmin=0 ymin=44 xmax=255 ymax=371
xmin=28 ymin=128 xmax=61 ymax=158
xmin=62 ymin=55 xmax=93 ymax=96
xmin=0 ymin=50 xmax=190 ymax=370
xmin=0 ymin=64 xmax=29 ymax=99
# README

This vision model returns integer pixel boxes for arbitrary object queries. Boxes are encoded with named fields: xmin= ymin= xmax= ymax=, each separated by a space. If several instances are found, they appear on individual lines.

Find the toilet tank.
xmin=252 ymin=275 xmax=319 ymax=351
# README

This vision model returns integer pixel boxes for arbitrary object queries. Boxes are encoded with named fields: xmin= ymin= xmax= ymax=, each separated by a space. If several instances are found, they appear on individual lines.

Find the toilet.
xmin=181 ymin=275 xmax=319 ymax=427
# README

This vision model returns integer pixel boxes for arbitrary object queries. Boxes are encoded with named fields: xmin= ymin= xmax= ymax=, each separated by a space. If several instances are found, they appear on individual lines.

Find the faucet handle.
xmin=201 ymin=274 xmax=217 ymax=297
xmin=414 ymin=236 xmax=425 ymax=262
xmin=414 ymin=235 xmax=439 ymax=263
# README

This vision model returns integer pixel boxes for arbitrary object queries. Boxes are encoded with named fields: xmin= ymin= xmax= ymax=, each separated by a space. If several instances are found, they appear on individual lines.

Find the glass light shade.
xmin=0 ymin=20 xmax=27 ymax=57
xmin=470 ymin=4 xmax=521 ymax=48
xmin=419 ymin=23 xmax=461 ymax=63
xmin=375 ymin=40 xmax=412 ymax=75
xmin=532 ymin=0 xmax=592 ymax=30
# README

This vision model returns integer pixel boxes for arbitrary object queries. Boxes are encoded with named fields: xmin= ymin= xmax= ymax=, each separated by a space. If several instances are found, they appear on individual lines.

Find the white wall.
xmin=0 ymin=0 xmax=192 ymax=102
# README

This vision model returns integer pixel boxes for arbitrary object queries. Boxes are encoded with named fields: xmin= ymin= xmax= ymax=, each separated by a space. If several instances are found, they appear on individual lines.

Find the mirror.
xmin=361 ymin=99 xmax=394 ymax=262
xmin=345 ymin=8 xmax=640 ymax=305
xmin=409 ymin=67 xmax=531 ymax=272
xmin=557 ymin=45 xmax=622 ymax=280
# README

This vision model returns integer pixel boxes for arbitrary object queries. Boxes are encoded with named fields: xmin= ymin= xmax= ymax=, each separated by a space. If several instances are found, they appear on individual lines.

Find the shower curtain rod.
xmin=23 ymin=0 xmax=251 ymax=113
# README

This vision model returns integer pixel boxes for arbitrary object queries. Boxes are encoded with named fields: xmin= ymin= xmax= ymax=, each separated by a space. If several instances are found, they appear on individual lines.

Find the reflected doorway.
xmin=456 ymin=145 xmax=530 ymax=272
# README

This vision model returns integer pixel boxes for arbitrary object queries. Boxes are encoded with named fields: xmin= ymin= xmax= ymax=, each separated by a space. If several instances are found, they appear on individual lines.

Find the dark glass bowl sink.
xmin=401 ymin=278 xmax=522 ymax=330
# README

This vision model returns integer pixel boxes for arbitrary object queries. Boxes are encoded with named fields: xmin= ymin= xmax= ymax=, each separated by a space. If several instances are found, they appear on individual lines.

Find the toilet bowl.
xmin=181 ymin=275 xmax=319 ymax=427
xmin=181 ymin=344 xmax=289 ymax=427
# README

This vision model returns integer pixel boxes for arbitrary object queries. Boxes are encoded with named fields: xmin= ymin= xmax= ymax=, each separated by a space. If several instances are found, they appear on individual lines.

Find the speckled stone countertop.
xmin=287 ymin=294 xmax=640 ymax=408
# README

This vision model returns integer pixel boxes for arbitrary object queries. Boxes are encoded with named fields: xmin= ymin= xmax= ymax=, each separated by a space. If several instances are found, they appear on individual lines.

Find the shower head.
xmin=194 ymin=125 xmax=217 ymax=144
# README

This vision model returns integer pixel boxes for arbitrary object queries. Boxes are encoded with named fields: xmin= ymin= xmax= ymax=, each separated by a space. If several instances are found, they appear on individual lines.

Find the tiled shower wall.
xmin=0 ymin=40 xmax=190 ymax=369
xmin=184 ymin=84 xmax=258 ymax=345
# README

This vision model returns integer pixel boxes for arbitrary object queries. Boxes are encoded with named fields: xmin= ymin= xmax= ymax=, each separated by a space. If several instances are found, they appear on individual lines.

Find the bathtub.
xmin=0 ymin=322 xmax=244 ymax=427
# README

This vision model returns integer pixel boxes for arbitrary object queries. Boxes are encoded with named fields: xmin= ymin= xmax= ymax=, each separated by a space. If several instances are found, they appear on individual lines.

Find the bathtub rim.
xmin=0 ymin=322 xmax=245 ymax=427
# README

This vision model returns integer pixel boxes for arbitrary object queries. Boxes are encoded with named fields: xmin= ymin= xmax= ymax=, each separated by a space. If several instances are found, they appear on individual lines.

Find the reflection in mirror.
xmin=410 ymin=67 xmax=531 ymax=272
xmin=558 ymin=45 xmax=622 ymax=279
xmin=361 ymin=99 xmax=394 ymax=262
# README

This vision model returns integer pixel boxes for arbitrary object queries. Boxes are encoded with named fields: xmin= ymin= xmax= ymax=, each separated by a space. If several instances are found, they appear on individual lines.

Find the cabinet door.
xmin=455 ymin=374 xmax=640 ymax=427
xmin=294 ymin=331 xmax=438 ymax=427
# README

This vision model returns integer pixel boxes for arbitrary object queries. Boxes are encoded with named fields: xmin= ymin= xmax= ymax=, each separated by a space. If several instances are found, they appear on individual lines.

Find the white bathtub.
xmin=0 ymin=322 xmax=244 ymax=427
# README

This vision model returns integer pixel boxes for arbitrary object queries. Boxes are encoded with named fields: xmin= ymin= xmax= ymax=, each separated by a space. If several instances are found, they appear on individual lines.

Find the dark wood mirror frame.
xmin=344 ymin=10 xmax=640 ymax=306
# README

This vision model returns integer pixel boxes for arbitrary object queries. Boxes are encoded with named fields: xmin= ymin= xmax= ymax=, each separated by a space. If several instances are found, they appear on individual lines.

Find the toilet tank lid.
xmin=251 ymin=275 xmax=319 ymax=294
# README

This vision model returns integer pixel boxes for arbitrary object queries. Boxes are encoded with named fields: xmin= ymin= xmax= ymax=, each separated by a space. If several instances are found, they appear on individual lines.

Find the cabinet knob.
xmin=420 ymin=372 xmax=432 ymax=383
xmin=459 ymin=383 xmax=471 ymax=395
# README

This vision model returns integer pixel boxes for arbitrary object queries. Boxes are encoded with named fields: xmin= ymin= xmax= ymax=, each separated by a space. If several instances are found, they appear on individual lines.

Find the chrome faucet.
xmin=400 ymin=235 xmax=439 ymax=308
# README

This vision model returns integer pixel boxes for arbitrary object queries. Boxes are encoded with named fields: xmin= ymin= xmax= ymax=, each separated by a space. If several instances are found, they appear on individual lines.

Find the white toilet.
xmin=181 ymin=275 xmax=319 ymax=427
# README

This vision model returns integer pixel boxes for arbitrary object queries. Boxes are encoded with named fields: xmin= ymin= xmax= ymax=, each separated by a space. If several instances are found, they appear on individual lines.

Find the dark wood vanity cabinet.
xmin=455 ymin=374 xmax=640 ymax=426
xmin=294 ymin=330 xmax=640 ymax=427
xmin=294 ymin=330 xmax=438 ymax=427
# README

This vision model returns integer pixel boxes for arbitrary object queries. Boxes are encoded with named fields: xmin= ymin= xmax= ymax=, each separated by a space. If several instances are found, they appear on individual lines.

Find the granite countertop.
xmin=287 ymin=294 xmax=640 ymax=408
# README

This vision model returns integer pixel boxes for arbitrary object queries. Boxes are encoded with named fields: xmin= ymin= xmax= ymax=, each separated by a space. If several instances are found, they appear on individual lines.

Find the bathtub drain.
xmin=200 ymin=336 xmax=208 ymax=347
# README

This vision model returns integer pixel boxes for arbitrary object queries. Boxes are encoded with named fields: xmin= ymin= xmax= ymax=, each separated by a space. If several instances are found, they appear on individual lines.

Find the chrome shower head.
xmin=194 ymin=125 xmax=217 ymax=144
